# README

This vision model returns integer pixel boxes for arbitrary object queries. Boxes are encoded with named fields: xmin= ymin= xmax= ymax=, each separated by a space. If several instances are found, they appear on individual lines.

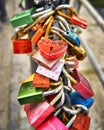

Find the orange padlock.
xmin=31 ymin=16 xmax=54 ymax=44
xmin=33 ymin=73 xmax=50 ymax=89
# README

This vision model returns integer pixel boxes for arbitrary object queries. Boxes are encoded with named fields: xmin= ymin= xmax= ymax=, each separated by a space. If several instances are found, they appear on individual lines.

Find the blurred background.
xmin=0 ymin=0 xmax=104 ymax=130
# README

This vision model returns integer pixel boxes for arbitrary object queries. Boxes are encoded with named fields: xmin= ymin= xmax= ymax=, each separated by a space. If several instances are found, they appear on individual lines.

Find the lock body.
xmin=36 ymin=59 xmax=65 ymax=81
xmin=18 ymin=82 xmax=45 ymax=105
xmin=13 ymin=39 xmax=32 ymax=54
xmin=63 ymin=31 xmax=81 ymax=46
xmin=38 ymin=38 xmax=68 ymax=59
xmin=10 ymin=8 xmax=34 ymax=27
xmin=32 ymin=50 xmax=60 ymax=69
xmin=37 ymin=115 xmax=68 ymax=130
xmin=24 ymin=101 xmax=55 ymax=128
xmin=71 ymin=15 xmax=88 ymax=29
xmin=69 ymin=113 xmax=90 ymax=130
xmin=31 ymin=28 xmax=45 ymax=44
xmin=70 ymin=69 xmax=94 ymax=99
xmin=33 ymin=73 xmax=50 ymax=88
xmin=70 ymin=91 xmax=94 ymax=108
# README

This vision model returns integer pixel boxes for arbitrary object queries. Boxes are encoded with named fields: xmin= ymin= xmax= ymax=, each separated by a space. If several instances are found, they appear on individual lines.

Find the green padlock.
xmin=18 ymin=82 xmax=45 ymax=105
xmin=18 ymin=81 xmax=62 ymax=105
xmin=10 ymin=8 xmax=35 ymax=28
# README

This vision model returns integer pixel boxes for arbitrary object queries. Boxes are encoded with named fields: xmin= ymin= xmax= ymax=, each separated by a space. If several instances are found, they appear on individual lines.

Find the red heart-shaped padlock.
xmin=38 ymin=38 xmax=68 ymax=59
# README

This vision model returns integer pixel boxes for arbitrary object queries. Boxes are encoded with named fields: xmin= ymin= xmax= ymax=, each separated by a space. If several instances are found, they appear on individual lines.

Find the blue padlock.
xmin=62 ymin=31 xmax=81 ymax=46
xmin=70 ymin=91 xmax=94 ymax=108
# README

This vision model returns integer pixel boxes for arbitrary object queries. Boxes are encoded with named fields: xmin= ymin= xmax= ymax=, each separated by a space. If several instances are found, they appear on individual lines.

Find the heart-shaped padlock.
xmin=38 ymin=38 xmax=68 ymax=59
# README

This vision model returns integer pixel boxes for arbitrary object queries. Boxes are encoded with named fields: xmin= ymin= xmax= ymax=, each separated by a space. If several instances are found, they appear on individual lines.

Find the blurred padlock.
xmin=24 ymin=89 xmax=63 ymax=128
xmin=10 ymin=8 xmax=35 ymax=27
xmin=63 ymin=68 xmax=94 ymax=99
xmin=10 ymin=7 xmax=52 ymax=28
xmin=57 ymin=10 xmax=88 ymax=29
xmin=32 ymin=50 xmax=60 ymax=69
xmin=12 ymin=31 xmax=32 ymax=54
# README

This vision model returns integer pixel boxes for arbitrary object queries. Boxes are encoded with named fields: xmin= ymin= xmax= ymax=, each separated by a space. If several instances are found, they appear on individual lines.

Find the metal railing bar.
xmin=80 ymin=35 xmax=104 ymax=87
xmin=79 ymin=0 xmax=104 ymax=32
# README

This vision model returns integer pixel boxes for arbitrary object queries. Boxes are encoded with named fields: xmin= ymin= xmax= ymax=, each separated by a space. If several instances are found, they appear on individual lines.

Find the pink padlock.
xmin=37 ymin=115 xmax=69 ymax=130
xmin=63 ymin=68 xmax=94 ymax=99
xmin=32 ymin=50 xmax=60 ymax=70
xmin=24 ymin=89 xmax=63 ymax=128
xmin=24 ymin=101 xmax=55 ymax=128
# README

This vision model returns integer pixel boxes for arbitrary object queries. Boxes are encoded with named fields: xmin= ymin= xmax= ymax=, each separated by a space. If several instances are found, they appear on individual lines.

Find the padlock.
xmin=10 ymin=8 xmax=35 ymax=27
xmin=56 ymin=4 xmax=88 ymax=29
xmin=31 ymin=16 xmax=54 ymax=44
xmin=51 ymin=29 xmax=86 ymax=60
xmin=57 ymin=10 xmax=88 ymax=29
xmin=33 ymin=73 xmax=50 ymax=88
xmin=37 ymin=111 xmax=76 ymax=130
xmin=18 ymin=81 xmax=63 ymax=105
xmin=63 ymin=68 xmax=94 ymax=99
xmin=69 ymin=112 xmax=91 ymax=130
xmin=10 ymin=7 xmax=52 ymax=28
xmin=24 ymin=89 xmax=63 ymax=128
xmin=70 ymin=91 xmax=94 ymax=108
xmin=55 ymin=15 xmax=81 ymax=46
xmin=12 ymin=35 xmax=32 ymax=54
xmin=38 ymin=38 xmax=68 ymax=59
xmin=32 ymin=50 xmax=60 ymax=69
xmin=36 ymin=59 xmax=65 ymax=81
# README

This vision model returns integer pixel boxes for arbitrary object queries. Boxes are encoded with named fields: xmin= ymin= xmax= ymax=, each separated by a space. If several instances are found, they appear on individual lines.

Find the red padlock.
xmin=13 ymin=39 xmax=32 ymax=54
xmin=38 ymin=38 xmax=68 ymax=59
xmin=57 ymin=11 xmax=88 ymax=29
xmin=71 ymin=15 xmax=88 ymax=29
xmin=63 ymin=68 xmax=94 ymax=99
xmin=69 ymin=113 xmax=90 ymax=130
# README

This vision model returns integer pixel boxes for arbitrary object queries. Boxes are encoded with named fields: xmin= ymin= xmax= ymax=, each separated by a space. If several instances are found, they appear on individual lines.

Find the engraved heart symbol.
xmin=38 ymin=38 xmax=68 ymax=59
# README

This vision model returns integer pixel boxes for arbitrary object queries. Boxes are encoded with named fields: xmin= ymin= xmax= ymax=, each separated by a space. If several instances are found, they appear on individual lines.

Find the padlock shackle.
xmin=66 ymin=114 xmax=77 ymax=128
xmin=50 ymin=89 xmax=63 ymax=106
xmin=50 ymin=78 xmax=62 ymax=86
xmin=55 ymin=90 xmax=65 ymax=109
xmin=45 ymin=17 xmax=54 ymax=38
xmin=32 ymin=8 xmax=52 ymax=18
xmin=63 ymin=68 xmax=77 ymax=84
xmin=43 ymin=82 xmax=63 ymax=96
xmin=56 ymin=15 xmax=70 ymax=31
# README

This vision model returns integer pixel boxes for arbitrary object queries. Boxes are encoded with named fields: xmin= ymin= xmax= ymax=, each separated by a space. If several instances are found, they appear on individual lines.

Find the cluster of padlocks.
xmin=10 ymin=0 xmax=94 ymax=129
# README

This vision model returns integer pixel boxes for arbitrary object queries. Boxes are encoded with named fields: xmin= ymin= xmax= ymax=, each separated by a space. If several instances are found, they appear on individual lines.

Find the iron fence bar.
xmin=72 ymin=0 xmax=104 ymax=87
